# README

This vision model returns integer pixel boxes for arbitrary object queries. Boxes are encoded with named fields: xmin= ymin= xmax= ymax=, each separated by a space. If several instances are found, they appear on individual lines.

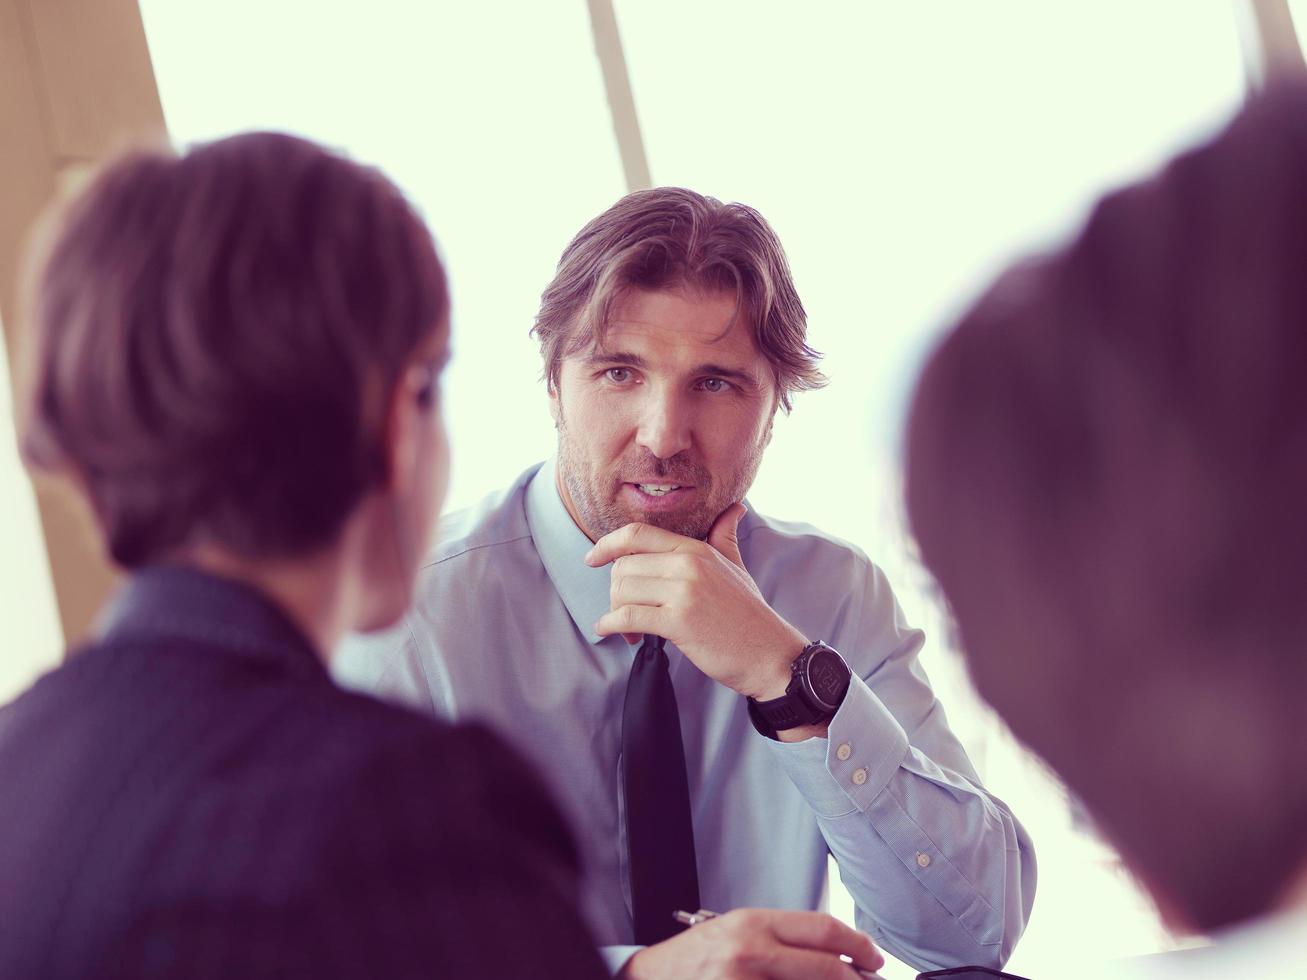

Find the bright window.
xmin=1290 ymin=0 xmax=1307 ymax=51
xmin=139 ymin=0 xmax=627 ymax=510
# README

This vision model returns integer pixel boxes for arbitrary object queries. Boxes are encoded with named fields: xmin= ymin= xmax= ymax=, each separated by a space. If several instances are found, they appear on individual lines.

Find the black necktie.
xmin=621 ymin=634 xmax=701 ymax=945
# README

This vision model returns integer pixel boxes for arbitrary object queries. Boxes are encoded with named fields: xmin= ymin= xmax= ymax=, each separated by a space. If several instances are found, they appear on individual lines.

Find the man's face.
xmin=552 ymin=287 xmax=778 ymax=542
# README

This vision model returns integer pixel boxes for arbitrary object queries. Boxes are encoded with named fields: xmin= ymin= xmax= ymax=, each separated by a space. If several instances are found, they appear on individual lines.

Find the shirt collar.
xmin=525 ymin=457 xmax=613 ymax=645
xmin=95 ymin=564 xmax=327 ymax=679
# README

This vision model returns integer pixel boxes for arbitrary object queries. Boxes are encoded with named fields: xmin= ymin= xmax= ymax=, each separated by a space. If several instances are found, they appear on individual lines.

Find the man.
xmin=903 ymin=84 xmax=1307 ymax=978
xmin=338 ymin=187 xmax=1034 ymax=977
xmin=2 ymin=132 xmax=606 ymax=979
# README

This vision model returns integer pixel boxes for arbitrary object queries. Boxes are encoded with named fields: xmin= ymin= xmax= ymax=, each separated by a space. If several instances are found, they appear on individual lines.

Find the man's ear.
xmin=548 ymin=384 xmax=561 ymax=427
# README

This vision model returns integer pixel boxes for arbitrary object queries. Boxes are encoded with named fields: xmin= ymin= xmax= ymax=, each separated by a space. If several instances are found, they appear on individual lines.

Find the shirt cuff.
xmin=601 ymin=945 xmax=643 ymax=976
xmin=761 ymin=674 xmax=911 ymax=818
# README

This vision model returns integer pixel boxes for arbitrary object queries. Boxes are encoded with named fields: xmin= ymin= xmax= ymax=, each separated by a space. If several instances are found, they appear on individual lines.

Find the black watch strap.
xmin=746 ymin=641 xmax=847 ymax=739
xmin=747 ymin=691 xmax=819 ymax=735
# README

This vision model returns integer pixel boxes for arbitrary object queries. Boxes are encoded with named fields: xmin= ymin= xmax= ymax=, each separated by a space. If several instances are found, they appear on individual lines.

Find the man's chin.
xmin=622 ymin=507 xmax=713 ymax=541
xmin=577 ymin=489 xmax=716 ymax=540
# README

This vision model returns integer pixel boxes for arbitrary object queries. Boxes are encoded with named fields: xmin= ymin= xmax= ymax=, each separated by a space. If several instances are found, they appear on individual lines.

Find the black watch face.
xmin=806 ymin=648 xmax=850 ymax=710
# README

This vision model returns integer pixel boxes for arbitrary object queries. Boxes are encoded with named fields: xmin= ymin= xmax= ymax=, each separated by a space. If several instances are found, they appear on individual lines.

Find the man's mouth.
xmin=622 ymin=481 xmax=697 ymax=504
xmin=634 ymin=483 xmax=682 ymax=497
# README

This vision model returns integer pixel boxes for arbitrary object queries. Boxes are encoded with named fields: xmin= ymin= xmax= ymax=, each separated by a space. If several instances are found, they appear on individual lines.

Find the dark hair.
xmin=20 ymin=132 xmax=448 ymax=567
xmin=532 ymin=186 xmax=826 ymax=411
xmin=905 ymin=83 xmax=1307 ymax=933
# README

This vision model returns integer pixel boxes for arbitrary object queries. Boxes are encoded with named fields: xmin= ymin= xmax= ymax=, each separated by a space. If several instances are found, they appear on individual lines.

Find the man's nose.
xmin=636 ymin=388 xmax=693 ymax=460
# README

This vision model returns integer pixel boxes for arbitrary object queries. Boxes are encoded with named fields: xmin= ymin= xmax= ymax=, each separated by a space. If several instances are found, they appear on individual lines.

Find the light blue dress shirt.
xmin=335 ymin=459 xmax=1036 ymax=974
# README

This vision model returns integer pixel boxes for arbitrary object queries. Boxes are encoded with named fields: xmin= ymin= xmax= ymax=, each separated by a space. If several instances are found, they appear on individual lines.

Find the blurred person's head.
xmin=532 ymin=187 xmax=826 ymax=541
xmin=904 ymin=84 xmax=1307 ymax=936
xmin=20 ymin=132 xmax=450 ymax=642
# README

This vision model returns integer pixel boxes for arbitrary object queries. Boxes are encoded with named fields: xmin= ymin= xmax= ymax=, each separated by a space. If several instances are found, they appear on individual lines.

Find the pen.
xmin=673 ymin=909 xmax=888 ymax=979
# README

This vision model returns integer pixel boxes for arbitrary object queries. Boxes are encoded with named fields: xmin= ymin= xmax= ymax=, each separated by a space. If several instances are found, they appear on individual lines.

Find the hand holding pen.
xmin=668 ymin=908 xmax=888 ymax=980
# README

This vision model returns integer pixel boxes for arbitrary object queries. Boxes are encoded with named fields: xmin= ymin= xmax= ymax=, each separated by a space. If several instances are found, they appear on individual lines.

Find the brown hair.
xmin=20 ymin=132 xmax=448 ymax=568
xmin=905 ymin=84 xmax=1307 ymax=934
xmin=531 ymin=186 xmax=825 ymax=411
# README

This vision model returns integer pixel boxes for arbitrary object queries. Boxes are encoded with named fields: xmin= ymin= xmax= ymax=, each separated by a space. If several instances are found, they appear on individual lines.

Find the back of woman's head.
xmin=20 ymin=132 xmax=448 ymax=568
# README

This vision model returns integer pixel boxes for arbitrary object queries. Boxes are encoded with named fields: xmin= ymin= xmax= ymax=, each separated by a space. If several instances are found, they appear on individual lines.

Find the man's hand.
xmin=585 ymin=504 xmax=806 ymax=703
xmin=616 ymin=908 xmax=884 ymax=980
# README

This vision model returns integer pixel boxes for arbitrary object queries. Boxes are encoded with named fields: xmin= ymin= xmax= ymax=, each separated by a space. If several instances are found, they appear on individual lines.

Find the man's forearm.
xmin=762 ymin=678 xmax=1036 ymax=970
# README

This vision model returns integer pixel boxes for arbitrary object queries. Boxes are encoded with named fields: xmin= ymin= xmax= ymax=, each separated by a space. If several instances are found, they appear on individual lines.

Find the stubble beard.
xmin=555 ymin=411 xmax=768 ymax=542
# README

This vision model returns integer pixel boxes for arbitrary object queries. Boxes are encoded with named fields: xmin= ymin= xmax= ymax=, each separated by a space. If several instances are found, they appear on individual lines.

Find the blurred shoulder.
xmin=425 ymin=463 xmax=543 ymax=569
xmin=332 ymin=465 xmax=547 ymax=691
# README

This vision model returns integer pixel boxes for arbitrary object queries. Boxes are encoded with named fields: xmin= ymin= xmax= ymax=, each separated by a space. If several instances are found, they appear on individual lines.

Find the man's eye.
xmin=700 ymin=377 xmax=732 ymax=393
xmin=605 ymin=367 xmax=633 ymax=384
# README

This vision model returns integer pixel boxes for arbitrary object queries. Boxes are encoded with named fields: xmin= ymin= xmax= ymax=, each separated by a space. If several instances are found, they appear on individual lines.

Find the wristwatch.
xmin=746 ymin=641 xmax=851 ymax=739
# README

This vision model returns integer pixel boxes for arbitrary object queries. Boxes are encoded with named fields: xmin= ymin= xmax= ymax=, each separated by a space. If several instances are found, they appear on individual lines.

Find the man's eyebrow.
xmin=583 ymin=350 xmax=649 ymax=369
xmin=696 ymin=363 xmax=762 ymax=388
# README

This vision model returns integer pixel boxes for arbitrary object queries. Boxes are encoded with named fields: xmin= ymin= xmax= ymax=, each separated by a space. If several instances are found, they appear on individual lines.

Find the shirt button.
xmin=836 ymin=742 xmax=852 ymax=761
xmin=851 ymin=767 xmax=868 ymax=786
xmin=916 ymin=852 xmax=932 ymax=868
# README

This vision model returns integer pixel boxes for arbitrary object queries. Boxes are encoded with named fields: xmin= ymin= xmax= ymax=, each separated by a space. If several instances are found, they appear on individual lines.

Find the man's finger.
xmin=608 ymin=552 xmax=685 ymax=581
xmin=594 ymin=604 xmax=665 ymax=639
xmin=610 ymin=574 xmax=675 ymax=610
xmin=765 ymin=911 xmax=883 ymax=970
xmin=585 ymin=522 xmax=697 ymax=567
xmin=757 ymin=947 xmax=872 ymax=980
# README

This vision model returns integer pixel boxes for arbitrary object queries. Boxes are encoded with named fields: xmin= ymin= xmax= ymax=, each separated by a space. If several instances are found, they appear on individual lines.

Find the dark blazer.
xmin=0 ymin=566 xmax=607 ymax=980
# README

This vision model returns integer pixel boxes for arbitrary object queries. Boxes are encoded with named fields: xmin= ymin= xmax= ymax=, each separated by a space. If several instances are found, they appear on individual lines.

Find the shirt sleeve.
xmin=762 ymin=558 xmax=1037 ymax=973
xmin=600 ymin=945 xmax=643 ymax=975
